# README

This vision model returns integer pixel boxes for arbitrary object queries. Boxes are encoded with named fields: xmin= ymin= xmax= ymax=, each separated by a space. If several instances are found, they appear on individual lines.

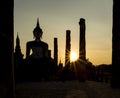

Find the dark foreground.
xmin=1 ymin=80 xmax=120 ymax=98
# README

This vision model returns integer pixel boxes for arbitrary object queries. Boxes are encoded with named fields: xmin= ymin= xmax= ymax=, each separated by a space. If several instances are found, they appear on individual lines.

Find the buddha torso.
xmin=26 ymin=41 xmax=48 ymax=59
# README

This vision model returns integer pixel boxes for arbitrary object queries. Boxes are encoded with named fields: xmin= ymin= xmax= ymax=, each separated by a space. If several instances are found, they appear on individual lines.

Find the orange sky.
xmin=14 ymin=0 xmax=113 ymax=65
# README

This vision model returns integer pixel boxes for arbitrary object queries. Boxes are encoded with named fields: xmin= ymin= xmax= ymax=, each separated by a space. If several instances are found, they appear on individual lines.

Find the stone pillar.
xmin=79 ymin=18 xmax=86 ymax=61
xmin=111 ymin=0 xmax=120 ymax=88
xmin=65 ymin=30 xmax=71 ymax=67
xmin=0 ymin=0 xmax=15 ymax=97
xmin=48 ymin=50 xmax=51 ymax=58
xmin=54 ymin=38 xmax=58 ymax=66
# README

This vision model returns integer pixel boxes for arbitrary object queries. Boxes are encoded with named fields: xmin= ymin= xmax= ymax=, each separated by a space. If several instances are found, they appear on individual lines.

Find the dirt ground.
xmin=0 ymin=81 xmax=120 ymax=98
xmin=13 ymin=80 xmax=120 ymax=98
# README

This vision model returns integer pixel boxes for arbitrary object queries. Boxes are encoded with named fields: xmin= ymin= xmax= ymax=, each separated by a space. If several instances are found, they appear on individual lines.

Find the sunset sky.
xmin=14 ymin=0 xmax=113 ymax=66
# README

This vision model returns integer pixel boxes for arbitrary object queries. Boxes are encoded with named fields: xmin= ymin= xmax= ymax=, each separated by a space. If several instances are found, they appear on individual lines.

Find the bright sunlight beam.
xmin=70 ymin=51 xmax=78 ymax=62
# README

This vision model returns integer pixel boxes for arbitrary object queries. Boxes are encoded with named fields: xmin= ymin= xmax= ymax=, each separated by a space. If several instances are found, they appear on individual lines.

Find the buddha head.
xmin=33 ymin=18 xmax=43 ymax=39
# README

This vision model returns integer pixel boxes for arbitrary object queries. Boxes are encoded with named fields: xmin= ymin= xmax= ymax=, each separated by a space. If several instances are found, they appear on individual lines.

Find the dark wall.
xmin=0 ymin=0 xmax=14 ymax=97
xmin=0 ymin=0 xmax=13 ymax=81
xmin=112 ymin=0 xmax=120 ymax=88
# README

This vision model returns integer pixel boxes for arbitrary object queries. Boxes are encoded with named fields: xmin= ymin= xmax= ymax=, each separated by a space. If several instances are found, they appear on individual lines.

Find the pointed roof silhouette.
xmin=15 ymin=32 xmax=23 ymax=54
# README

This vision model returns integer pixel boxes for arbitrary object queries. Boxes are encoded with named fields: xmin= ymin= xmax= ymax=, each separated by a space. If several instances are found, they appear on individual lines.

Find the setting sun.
xmin=70 ymin=52 xmax=78 ymax=62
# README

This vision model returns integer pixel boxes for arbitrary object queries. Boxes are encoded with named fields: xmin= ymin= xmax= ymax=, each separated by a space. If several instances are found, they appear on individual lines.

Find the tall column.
xmin=111 ymin=0 xmax=120 ymax=88
xmin=79 ymin=18 xmax=86 ymax=61
xmin=48 ymin=50 xmax=51 ymax=58
xmin=65 ymin=30 xmax=71 ymax=67
xmin=54 ymin=38 xmax=58 ymax=66
xmin=0 ymin=0 xmax=15 ymax=97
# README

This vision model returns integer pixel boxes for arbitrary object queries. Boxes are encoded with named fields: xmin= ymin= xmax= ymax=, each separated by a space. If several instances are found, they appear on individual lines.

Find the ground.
xmin=14 ymin=80 xmax=120 ymax=98
xmin=0 ymin=80 xmax=120 ymax=98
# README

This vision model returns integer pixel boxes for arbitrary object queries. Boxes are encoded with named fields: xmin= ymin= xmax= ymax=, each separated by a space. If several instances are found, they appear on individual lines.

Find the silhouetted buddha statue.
xmin=25 ymin=19 xmax=49 ymax=81
xmin=26 ymin=19 xmax=48 ymax=59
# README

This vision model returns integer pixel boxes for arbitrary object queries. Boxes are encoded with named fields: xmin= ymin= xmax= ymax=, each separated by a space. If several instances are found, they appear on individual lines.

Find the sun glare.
xmin=70 ymin=52 xmax=78 ymax=62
